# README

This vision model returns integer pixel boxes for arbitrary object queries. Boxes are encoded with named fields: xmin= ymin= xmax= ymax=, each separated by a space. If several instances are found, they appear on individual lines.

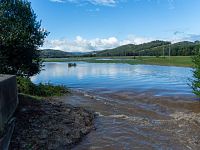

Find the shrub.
xmin=191 ymin=48 xmax=200 ymax=97
xmin=17 ymin=77 xmax=69 ymax=97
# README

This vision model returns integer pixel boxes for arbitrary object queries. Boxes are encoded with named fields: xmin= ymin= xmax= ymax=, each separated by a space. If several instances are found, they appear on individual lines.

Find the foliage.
xmin=17 ymin=77 xmax=69 ymax=97
xmin=94 ymin=40 xmax=200 ymax=57
xmin=191 ymin=48 xmax=200 ymax=97
xmin=40 ymin=41 xmax=200 ymax=58
xmin=0 ymin=0 xmax=48 ymax=77
xmin=40 ymin=49 xmax=71 ymax=58
xmin=40 ymin=49 xmax=86 ymax=58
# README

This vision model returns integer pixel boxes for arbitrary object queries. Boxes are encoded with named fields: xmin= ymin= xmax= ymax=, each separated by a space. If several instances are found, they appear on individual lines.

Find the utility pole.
xmin=169 ymin=44 xmax=171 ymax=58
xmin=163 ymin=46 xmax=165 ymax=58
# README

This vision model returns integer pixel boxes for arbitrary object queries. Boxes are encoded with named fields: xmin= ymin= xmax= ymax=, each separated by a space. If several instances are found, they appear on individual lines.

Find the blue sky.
xmin=29 ymin=0 xmax=200 ymax=52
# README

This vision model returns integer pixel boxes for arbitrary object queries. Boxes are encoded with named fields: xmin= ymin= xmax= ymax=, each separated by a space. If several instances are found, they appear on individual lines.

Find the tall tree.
xmin=0 ymin=0 xmax=48 ymax=77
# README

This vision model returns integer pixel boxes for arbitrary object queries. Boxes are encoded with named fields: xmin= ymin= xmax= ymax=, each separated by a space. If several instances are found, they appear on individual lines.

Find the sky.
xmin=29 ymin=0 xmax=200 ymax=52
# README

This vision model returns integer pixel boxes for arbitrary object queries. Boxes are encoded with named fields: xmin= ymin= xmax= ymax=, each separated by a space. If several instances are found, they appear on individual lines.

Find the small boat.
xmin=68 ymin=63 xmax=77 ymax=67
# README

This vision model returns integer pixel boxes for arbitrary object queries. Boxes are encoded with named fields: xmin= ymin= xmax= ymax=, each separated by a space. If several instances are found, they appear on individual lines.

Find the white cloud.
xmin=49 ymin=0 xmax=177 ymax=9
xmin=42 ymin=32 xmax=200 ymax=52
xmin=50 ymin=0 xmax=66 ymax=3
xmin=42 ymin=35 xmax=153 ymax=52
xmin=87 ymin=0 xmax=117 ymax=6
xmin=167 ymin=31 xmax=200 ymax=43
xmin=120 ymin=35 xmax=153 ymax=45
xmin=50 ymin=0 xmax=120 ymax=6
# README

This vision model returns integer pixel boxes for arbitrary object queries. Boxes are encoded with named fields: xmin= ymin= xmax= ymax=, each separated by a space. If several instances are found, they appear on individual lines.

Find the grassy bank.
xmin=43 ymin=56 xmax=193 ymax=67
xmin=17 ymin=77 xmax=70 ymax=98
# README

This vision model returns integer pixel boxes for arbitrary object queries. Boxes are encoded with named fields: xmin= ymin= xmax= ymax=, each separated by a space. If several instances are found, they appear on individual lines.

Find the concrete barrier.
xmin=0 ymin=75 xmax=18 ymax=150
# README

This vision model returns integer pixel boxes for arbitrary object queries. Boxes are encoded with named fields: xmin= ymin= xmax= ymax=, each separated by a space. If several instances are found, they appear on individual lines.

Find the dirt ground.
xmin=9 ymin=94 xmax=95 ymax=150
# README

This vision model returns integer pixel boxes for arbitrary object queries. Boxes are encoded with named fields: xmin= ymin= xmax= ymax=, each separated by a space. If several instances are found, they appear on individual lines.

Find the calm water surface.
xmin=32 ymin=62 xmax=200 ymax=150
xmin=32 ymin=62 xmax=193 ymax=96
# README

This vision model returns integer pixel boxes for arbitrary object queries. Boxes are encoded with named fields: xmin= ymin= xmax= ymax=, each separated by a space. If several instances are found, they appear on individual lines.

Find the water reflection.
xmin=32 ymin=62 xmax=193 ymax=96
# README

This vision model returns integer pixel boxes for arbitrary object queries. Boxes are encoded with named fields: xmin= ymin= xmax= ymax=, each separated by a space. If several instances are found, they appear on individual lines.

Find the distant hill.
xmin=39 ymin=49 xmax=86 ymax=58
xmin=40 ymin=40 xmax=200 ymax=58
xmin=40 ymin=49 xmax=70 ymax=58
xmin=94 ymin=40 xmax=200 ymax=57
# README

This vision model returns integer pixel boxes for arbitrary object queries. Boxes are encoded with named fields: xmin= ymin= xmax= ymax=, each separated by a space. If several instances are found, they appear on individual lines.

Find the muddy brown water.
xmin=58 ymin=90 xmax=200 ymax=150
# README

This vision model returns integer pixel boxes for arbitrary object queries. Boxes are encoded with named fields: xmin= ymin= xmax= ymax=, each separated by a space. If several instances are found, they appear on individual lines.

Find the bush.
xmin=191 ymin=48 xmax=200 ymax=97
xmin=17 ymin=77 xmax=69 ymax=97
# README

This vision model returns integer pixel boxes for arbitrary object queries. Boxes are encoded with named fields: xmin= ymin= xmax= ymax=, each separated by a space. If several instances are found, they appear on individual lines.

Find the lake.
xmin=32 ymin=62 xmax=193 ymax=97
xmin=32 ymin=62 xmax=200 ymax=149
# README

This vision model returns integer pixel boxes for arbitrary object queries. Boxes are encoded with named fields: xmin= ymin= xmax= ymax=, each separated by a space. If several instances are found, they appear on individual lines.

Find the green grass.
xmin=17 ymin=77 xmax=70 ymax=98
xmin=43 ymin=56 xmax=193 ymax=67
xmin=135 ymin=56 xmax=193 ymax=67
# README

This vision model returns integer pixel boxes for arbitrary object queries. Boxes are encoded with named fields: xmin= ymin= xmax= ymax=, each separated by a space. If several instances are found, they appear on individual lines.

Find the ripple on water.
xmin=32 ymin=62 xmax=199 ymax=149
xmin=32 ymin=62 xmax=194 ymax=97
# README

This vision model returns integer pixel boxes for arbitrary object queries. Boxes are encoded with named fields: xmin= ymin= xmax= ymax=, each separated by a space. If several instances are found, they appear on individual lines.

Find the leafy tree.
xmin=191 ymin=47 xmax=200 ymax=97
xmin=0 ymin=0 xmax=48 ymax=77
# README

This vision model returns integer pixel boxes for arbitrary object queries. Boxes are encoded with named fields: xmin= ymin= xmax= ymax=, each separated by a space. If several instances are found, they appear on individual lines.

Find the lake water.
xmin=32 ymin=62 xmax=193 ymax=97
xmin=32 ymin=62 xmax=200 ymax=149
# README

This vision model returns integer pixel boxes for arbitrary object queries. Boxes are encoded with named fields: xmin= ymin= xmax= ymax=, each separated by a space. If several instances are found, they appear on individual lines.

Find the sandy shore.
xmin=9 ymin=94 xmax=95 ymax=150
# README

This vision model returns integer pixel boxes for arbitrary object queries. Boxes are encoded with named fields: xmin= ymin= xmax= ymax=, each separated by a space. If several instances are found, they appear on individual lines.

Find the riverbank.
xmin=9 ymin=94 xmax=95 ymax=149
xmin=43 ymin=56 xmax=193 ymax=67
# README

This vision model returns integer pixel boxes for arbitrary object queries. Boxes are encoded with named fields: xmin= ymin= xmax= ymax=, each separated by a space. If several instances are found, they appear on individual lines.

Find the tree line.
xmin=94 ymin=40 xmax=200 ymax=57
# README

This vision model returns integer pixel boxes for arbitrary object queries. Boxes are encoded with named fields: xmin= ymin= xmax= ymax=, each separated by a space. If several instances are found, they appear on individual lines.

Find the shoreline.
xmin=43 ymin=56 xmax=193 ymax=67
xmin=9 ymin=89 xmax=200 ymax=149
xmin=10 ymin=94 xmax=95 ymax=149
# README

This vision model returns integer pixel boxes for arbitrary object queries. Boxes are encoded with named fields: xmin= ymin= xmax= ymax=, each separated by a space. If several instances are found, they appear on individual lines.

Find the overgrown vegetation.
xmin=191 ymin=48 xmax=200 ymax=97
xmin=0 ymin=0 xmax=69 ymax=98
xmin=0 ymin=0 xmax=48 ymax=77
xmin=17 ymin=77 xmax=69 ymax=97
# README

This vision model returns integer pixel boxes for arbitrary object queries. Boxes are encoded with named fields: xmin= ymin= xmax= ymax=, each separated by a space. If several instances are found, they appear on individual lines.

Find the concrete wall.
xmin=0 ymin=75 xmax=18 ymax=133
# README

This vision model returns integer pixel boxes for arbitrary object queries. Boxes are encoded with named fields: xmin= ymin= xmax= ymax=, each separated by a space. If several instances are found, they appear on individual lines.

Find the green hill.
xmin=39 ymin=49 xmax=86 ymax=58
xmin=95 ymin=40 xmax=200 ymax=57
xmin=40 ymin=41 xmax=200 ymax=58
xmin=40 ymin=49 xmax=70 ymax=58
